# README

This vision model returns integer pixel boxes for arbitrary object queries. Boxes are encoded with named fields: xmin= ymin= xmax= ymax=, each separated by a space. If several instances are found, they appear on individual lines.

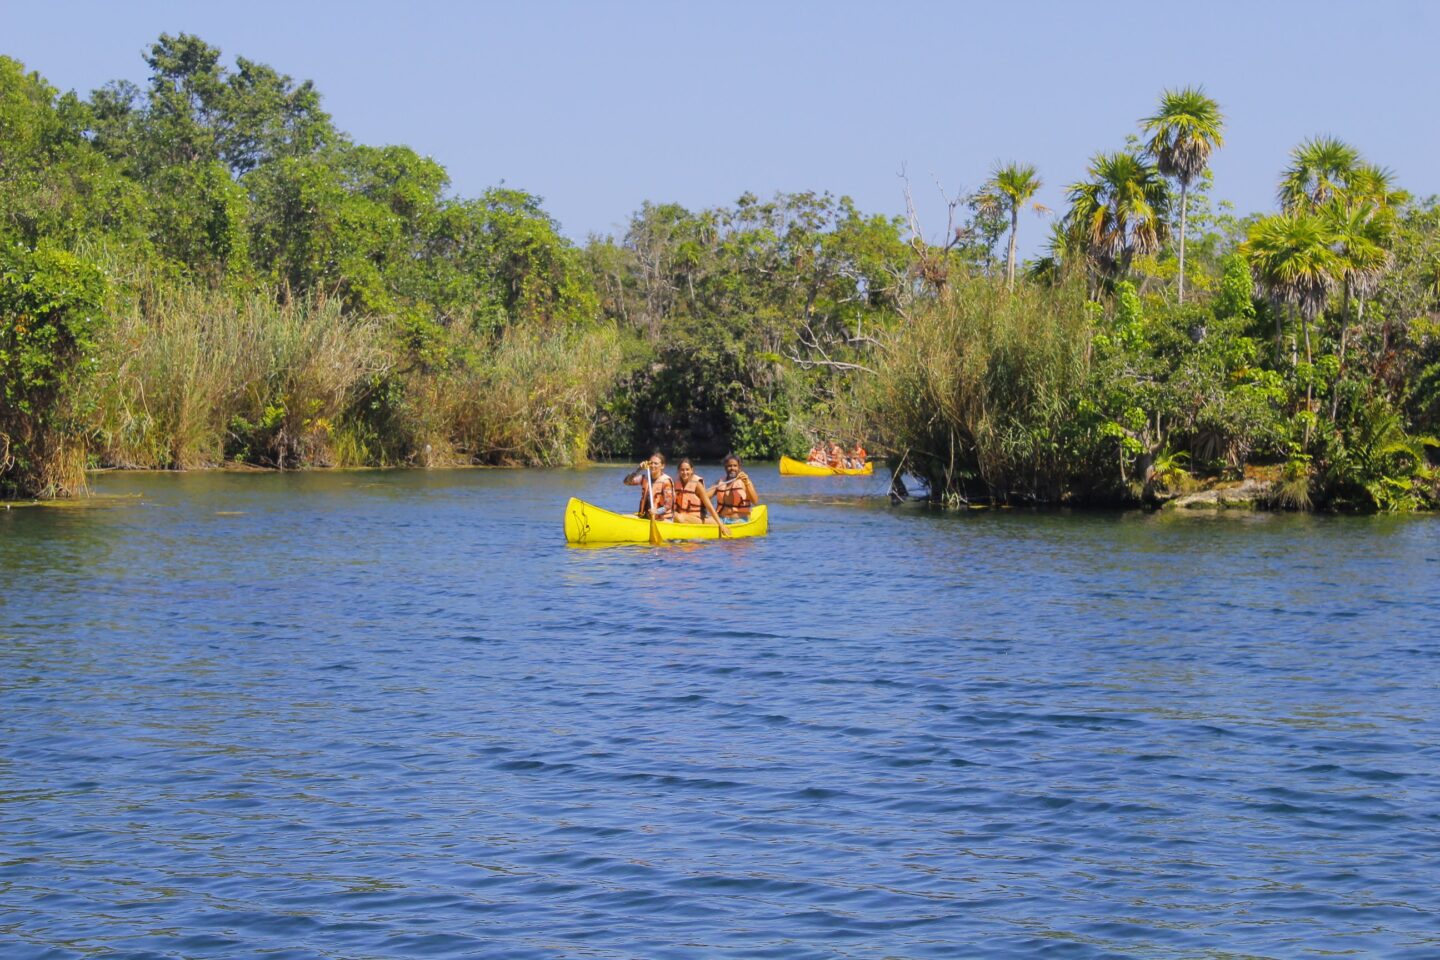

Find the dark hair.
xmin=677 ymin=457 xmax=694 ymax=470
xmin=723 ymin=453 xmax=741 ymax=466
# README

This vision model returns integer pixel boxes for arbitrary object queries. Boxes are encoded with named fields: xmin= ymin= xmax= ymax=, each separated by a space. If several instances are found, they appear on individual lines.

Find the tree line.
xmin=2 ymin=37 xmax=1437 ymax=509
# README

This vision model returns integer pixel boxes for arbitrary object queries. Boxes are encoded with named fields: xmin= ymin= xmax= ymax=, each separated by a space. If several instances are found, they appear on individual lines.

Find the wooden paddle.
xmin=642 ymin=466 xmax=664 ymax=545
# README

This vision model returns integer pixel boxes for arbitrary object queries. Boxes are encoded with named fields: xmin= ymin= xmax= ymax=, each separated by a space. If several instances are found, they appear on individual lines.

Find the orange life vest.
xmin=674 ymin=477 xmax=705 ymax=516
xmin=638 ymin=472 xmax=675 ymax=517
xmin=713 ymin=476 xmax=752 ymax=517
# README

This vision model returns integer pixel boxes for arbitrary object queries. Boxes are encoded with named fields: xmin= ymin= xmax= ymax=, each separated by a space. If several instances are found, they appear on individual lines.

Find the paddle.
xmin=642 ymin=465 xmax=664 ymax=545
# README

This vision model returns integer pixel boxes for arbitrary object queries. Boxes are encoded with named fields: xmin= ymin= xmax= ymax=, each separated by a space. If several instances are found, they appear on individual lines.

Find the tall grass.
xmin=93 ymin=286 xmax=391 ymax=468
xmin=850 ymin=277 xmax=1094 ymax=502
xmin=90 ymin=282 xmax=621 ymax=470
xmin=422 ymin=323 xmax=622 ymax=466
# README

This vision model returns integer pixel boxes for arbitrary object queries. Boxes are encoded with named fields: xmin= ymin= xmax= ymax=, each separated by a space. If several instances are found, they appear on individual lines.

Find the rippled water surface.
xmin=2 ymin=467 xmax=1437 ymax=959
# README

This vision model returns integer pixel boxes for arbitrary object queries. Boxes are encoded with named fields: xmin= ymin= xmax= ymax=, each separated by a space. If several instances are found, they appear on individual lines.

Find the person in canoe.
xmin=847 ymin=440 xmax=867 ymax=469
xmin=806 ymin=441 xmax=828 ymax=466
xmin=624 ymin=452 xmax=675 ymax=519
xmin=673 ymin=458 xmax=729 ymax=534
xmin=826 ymin=439 xmax=846 ymax=469
xmin=707 ymin=454 xmax=760 ymax=523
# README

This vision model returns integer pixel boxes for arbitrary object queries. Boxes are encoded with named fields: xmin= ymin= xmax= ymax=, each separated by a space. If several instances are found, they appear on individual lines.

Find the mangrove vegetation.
xmin=2 ymin=38 xmax=1438 ymax=510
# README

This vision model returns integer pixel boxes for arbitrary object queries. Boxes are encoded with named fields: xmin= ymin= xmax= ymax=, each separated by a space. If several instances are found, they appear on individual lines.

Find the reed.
xmin=93 ymin=285 xmax=392 ymax=469
xmin=432 ymin=323 xmax=622 ymax=466
xmin=853 ymin=276 xmax=1094 ymax=502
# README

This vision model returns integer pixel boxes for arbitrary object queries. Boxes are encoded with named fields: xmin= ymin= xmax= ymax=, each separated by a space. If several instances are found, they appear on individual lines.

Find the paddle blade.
xmin=649 ymin=514 xmax=663 ymax=545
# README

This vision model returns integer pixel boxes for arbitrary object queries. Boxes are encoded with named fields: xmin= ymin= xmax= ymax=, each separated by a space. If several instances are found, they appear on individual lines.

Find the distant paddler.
xmin=707 ymin=454 xmax=760 ymax=523
xmin=847 ymin=440 xmax=868 ymax=470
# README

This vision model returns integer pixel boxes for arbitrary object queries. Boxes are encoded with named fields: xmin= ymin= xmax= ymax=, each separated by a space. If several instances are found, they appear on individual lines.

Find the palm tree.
xmin=1278 ymin=136 xmax=1361 ymax=213
xmin=1024 ymin=221 xmax=1084 ymax=286
xmin=1243 ymin=212 xmax=1343 ymax=449
xmin=1324 ymin=201 xmax=1391 ymax=416
xmin=1141 ymin=86 xmax=1225 ymax=303
xmin=1345 ymin=163 xmax=1409 ymax=212
xmin=1241 ymin=212 xmax=1339 ymax=377
xmin=1064 ymin=151 xmax=1170 ymax=288
xmin=983 ymin=162 xmax=1045 ymax=289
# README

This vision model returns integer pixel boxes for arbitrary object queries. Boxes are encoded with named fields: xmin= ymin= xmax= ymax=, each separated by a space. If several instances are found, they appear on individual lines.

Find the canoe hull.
xmin=564 ymin=498 xmax=768 ymax=544
xmin=778 ymin=455 xmax=874 ymax=477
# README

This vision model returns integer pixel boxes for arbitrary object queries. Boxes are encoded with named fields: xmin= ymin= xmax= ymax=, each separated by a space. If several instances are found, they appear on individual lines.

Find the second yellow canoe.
xmin=778 ymin=455 xmax=874 ymax=477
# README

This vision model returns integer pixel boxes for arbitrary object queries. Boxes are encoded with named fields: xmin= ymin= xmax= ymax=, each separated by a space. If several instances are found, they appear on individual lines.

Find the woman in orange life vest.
xmin=672 ymin=458 xmax=729 ymax=533
xmin=706 ymin=454 xmax=760 ymax=523
xmin=806 ymin=441 xmax=827 ymax=466
xmin=825 ymin=439 xmax=846 ymax=469
xmin=623 ymin=451 xmax=675 ymax=519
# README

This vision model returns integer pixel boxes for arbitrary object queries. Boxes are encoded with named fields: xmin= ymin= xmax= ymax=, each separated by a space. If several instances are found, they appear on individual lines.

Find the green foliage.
xmin=1113 ymin=281 xmax=1144 ymax=348
xmin=1273 ymin=454 xmax=1314 ymax=511
xmin=979 ymin=162 xmax=1045 ymax=287
xmin=92 ymin=285 xmax=391 ymax=469
xmin=851 ymin=276 xmax=1093 ymax=503
xmin=421 ymin=323 xmax=622 ymax=466
xmin=1213 ymin=254 xmax=1257 ymax=321
xmin=1063 ymin=150 xmax=1171 ymax=284
xmin=1319 ymin=399 xmax=1438 ymax=511
xmin=1142 ymin=86 xmax=1225 ymax=188
xmin=5 ymin=48 xmax=1440 ymax=516
xmin=0 ymin=242 xmax=107 ymax=497
xmin=592 ymin=191 xmax=909 ymax=458
xmin=0 ymin=57 xmax=150 ymax=251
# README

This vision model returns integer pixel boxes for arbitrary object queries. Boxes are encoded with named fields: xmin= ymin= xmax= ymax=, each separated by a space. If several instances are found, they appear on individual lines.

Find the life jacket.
xmin=713 ymin=476 xmax=752 ymax=517
xmin=638 ymin=472 xmax=675 ymax=517
xmin=674 ymin=477 xmax=705 ymax=516
xmin=827 ymin=447 xmax=844 ymax=468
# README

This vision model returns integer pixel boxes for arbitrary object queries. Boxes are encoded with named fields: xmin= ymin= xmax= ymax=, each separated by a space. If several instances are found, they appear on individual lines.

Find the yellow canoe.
xmin=563 ymin=497 xmax=769 ymax=544
xmin=778 ymin=455 xmax=874 ymax=477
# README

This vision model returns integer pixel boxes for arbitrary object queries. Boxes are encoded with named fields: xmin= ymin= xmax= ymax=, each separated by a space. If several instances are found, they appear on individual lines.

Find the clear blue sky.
xmin=5 ymin=0 xmax=1438 ymax=255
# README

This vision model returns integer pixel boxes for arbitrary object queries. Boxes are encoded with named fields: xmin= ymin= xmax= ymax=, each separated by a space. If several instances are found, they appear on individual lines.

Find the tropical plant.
xmin=1241 ymin=212 xmax=1339 ymax=372
xmin=0 ymin=243 xmax=108 ymax=498
xmin=1141 ymin=86 xmax=1225 ymax=303
xmin=1321 ymin=399 xmax=1438 ymax=511
xmin=981 ymin=162 xmax=1046 ymax=289
xmin=1278 ymin=136 xmax=1361 ymax=213
xmin=1325 ymin=200 xmax=1392 ymax=411
xmin=1064 ymin=151 xmax=1171 ymax=287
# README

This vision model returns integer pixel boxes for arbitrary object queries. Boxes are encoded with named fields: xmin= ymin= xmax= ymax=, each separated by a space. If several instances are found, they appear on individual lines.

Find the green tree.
xmin=0 ymin=243 xmax=107 ymax=498
xmin=0 ymin=57 xmax=148 ymax=249
xmin=1278 ymin=136 xmax=1361 ymax=213
xmin=1141 ymin=86 xmax=1225 ymax=303
xmin=1064 ymin=151 xmax=1171 ymax=288
xmin=1241 ymin=211 xmax=1339 ymax=423
xmin=981 ymin=162 xmax=1045 ymax=290
xmin=218 ymin=56 xmax=333 ymax=176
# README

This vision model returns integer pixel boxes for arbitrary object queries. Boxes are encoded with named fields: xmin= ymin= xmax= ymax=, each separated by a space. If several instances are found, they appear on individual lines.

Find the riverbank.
xmin=10 ymin=460 xmax=1427 ymax=517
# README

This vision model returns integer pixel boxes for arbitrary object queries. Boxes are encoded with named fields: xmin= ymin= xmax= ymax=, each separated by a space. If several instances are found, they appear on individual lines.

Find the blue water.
xmin=2 ymin=467 xmax=1437 ymax=959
